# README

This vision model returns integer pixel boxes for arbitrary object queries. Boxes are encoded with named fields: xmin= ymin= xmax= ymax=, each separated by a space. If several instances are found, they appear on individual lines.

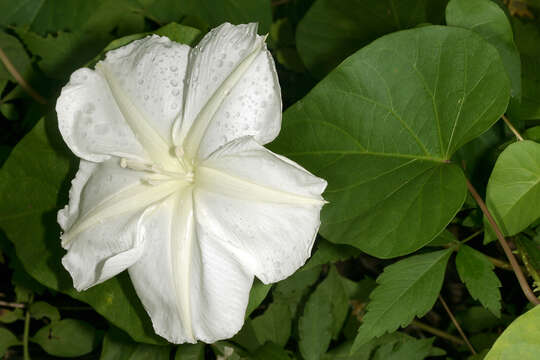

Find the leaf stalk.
xmin=465 ymin=177 xmax=540 ymax=305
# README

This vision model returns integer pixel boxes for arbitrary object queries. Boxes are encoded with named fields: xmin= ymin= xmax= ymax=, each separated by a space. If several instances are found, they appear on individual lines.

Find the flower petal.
xmin=195 ymin=137 xmax=327 ymax=284
xmin=56 ymin=68 xmax=147 ymax=163
xmin=175 ymin=23 xmax=282 ymax=159
xmin=59 ymin=159 xmax=181 ymax=290
xmin=57 ymin=36 xmax=189 ymax=168
xmin=99 ymin=35 xmax=190 ymax=145
xmin=128 ymin=189 xmax=253 ymax=343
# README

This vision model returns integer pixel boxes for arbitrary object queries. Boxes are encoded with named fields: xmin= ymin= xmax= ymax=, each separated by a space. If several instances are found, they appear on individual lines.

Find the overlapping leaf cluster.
xmin=0 ymin=0 xmax=540 ymax=359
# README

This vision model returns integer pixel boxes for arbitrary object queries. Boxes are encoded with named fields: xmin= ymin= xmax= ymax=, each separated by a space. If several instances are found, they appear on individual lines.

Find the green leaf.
xmin=180 ymin=0 xmax=272 ymax=34
xmin=459 ymin=306 xmax=503 ymax=334
xmin=371 ymin=337 xmax=435 ymax=360
xmin=485 ymin=305 xmax=540 ymax=360
xmin=456 ymin=245 xmax=502 ymax=316
xmin=30 ymin=301 xmax=61 ymax=322
xmin=251 ymin=302 xmax=292 ymax=347
xmin=524 ymin=126 xmax=540 ymax=142
xmin=352 ymin=249 xmax=452 ymax=350
xmin=0 ymin=119 xmax=163 ymax=344
xmin=246 ymin=279 xmax=272 ymax=317
xmin=515 ymin=55 xmax=540 ymax=120
xmin=31 ymin=318 xmax=98 ymax=357
xmin=323 ymin=333 xmax=439 ymax=360
xmin=100 ymin=328 xmax=173 ymax=360
xmin=486 ymin=141 xmax=540 ymax=236
xmin=250 ymin=342 xmax=294 ymax=360
xmin=0 ymin=308 xmax=23 ymax=323
xmin=273 ymin=265 xmax=321 ymax=315
xmin=312 ymin=266 xmax=350 ymax=339
xmin=299 ymin=287 xmax=333 ymax=360
xmin=296 ymin=0 xmax=448 ymax=77
xmin=18 ymin=22 xmax=201 ymax=80
xmin=0 ymin=32 xmax=32 ymax=82
xmin=174 ymin=343 xmax=205 ymax=360
xmin=427 ymin=229 xmax=457 ymax=247
xmin=0 ymin=327 xmax=20 ymax=357
xmin=512 ymin=19 xmax=540 ymax=120
xmin=446 ymin=0 xmax=521 ymax=102
xmin=271 ymin=25 xmax=510 ymax=258
xmin=17 ymin=30 xmax=108 ymax=80
xmin=0 ymin=0 xmax=43 ymax=27
xmin=302 ymin=238 xmax=360 ymax=271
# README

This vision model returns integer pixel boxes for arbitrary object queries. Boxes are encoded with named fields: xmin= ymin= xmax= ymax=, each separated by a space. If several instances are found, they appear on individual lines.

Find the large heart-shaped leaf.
xmin=485 ymin=305 xmax=540 ymax=359
xmin=270 ymin=25 xmax=510 ymax=257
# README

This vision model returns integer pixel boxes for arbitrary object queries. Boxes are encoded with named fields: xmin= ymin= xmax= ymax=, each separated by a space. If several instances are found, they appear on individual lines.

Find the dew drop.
xmin=170 ymin=65 xmax=178 ymax=72
xmin=170 ymin=79 xmax=178 ymax=87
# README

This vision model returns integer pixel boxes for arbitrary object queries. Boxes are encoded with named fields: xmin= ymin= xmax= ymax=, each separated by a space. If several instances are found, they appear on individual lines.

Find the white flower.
xmin=56 ymin=23 xmax=327 ymax=344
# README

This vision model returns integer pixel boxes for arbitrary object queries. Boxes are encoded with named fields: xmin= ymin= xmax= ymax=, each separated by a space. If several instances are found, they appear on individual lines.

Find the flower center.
xmin=120 ymin=148 xmax=195 ymax=186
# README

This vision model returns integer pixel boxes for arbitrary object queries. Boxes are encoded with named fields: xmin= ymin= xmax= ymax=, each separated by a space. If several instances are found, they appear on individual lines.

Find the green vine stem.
xmin=23 ymin=293 xmax=34 ymax=360
xmin=465 ymin=177 xmax=540 ymax=306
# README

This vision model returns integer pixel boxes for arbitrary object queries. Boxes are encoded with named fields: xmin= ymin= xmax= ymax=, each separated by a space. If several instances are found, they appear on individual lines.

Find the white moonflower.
xmin=56 ymin=23 xmax=327 ymax=344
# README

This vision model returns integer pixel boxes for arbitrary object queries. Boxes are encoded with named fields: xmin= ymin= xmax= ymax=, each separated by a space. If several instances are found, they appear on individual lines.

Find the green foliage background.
xmin=0 ymin=0 xmax=539 ymax=359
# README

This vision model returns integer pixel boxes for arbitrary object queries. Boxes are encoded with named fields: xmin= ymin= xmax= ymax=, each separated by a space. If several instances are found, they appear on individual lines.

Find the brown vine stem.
xmin=0 ymin=300 xmax=25 ymax=309
xmin=0 ymin=47 xmax=46 ymax=104
xmin=410 ymin=319 xmax=464 ymax=345
xmin=438 ymin=295 xmax=476 ymax=355
xmin=465 ymin=177 xmax=540 ymax=306
xmin=502 ymin=114 xmax=524 ymax=141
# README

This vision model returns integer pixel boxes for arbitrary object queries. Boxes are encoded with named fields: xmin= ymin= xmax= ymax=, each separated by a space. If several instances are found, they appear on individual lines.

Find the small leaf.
xmin=299 ymin=288 xmax=333 ymax=360
xmin=485 ymin=305 xmax=540 ymax=359
xmin=486 ymin=141 xmax=540 ymax=236
xmin=100 ymin=328 xmax=173 ymax=360
xmin=0 ymin=308 xmax=23 ymax=323
xmin=273 ymin=265 xmax=321 ymax=315
xmin=250 ymin=342 xmax=294 ymax=360
xmin=371 ymin=337 xmax=435 ymax=360
xmin=352 ymin=249 xmax=452 ymax=351
xmin=245 ymin=279 xmax=272 ymax=317
xmin=427 ymin=229 xmax=457 ymax=247
xmin=456 ymin=245 xmax=502 ymax=316
xmin=302 ymin=239 xmax=360 ymax=271
xmin=446 ymin=0 xmax=521 ymax=102
xmin=312 ymin=266 xmax=350 ymax=339
xmin=251 ymin=302 xmax=292 ymax=347
xmin=0 ymin=327 xmax=20 ymax=357
xmin=30 ymin=301 xmax=61 ymax=322
xmin=174 ymin=343 xmax=205 ymax=360
xmin=31 ymin=319 xmax=98 ymax=357
xmin=524 ymin=126 xmax=540 ymax=142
